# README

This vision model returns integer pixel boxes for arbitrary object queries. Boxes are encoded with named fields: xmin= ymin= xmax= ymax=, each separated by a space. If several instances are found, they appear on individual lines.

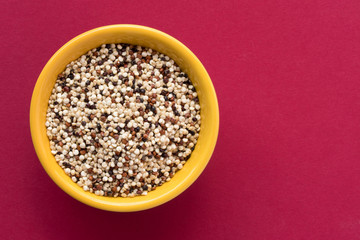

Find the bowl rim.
xmin=30 ymin=24 xmax=219 ymax=211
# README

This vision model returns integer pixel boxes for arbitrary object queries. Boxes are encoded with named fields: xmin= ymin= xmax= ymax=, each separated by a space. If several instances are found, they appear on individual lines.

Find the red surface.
xmin=1 ymin=0 xmax=360 ymax=239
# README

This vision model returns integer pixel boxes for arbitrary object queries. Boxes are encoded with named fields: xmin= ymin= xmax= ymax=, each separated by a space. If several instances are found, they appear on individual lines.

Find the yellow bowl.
xmin=30 ymin=24 xmax=219 ymax=212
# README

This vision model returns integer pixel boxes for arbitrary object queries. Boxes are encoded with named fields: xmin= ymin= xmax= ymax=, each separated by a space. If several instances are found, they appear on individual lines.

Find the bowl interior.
xmin=30 ymin=25 xmax=219 ymax=211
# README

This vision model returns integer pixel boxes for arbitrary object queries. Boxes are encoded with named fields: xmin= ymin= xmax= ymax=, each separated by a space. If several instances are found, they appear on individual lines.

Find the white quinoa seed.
xmin=46 ymin=43 xmax=201 ymax=197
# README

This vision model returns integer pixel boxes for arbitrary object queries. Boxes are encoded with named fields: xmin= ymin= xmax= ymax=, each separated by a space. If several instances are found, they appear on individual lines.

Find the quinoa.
xmin=45 ymin=43 xmax=201 ymax=197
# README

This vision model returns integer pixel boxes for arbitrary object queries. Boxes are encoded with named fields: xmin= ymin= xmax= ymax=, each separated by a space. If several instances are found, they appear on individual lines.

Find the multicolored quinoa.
xmin=45 ymin=43 xmax=201 ymax=197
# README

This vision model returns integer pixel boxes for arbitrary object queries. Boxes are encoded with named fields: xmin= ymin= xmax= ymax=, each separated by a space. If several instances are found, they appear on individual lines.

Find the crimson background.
xmin=1 ymin=0 xmax=360 ymax=239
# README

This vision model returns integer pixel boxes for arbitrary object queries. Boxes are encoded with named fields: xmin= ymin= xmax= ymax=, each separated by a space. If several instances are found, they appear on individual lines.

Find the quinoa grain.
xmin=46 ymin=43 xmax=201 ymax=197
